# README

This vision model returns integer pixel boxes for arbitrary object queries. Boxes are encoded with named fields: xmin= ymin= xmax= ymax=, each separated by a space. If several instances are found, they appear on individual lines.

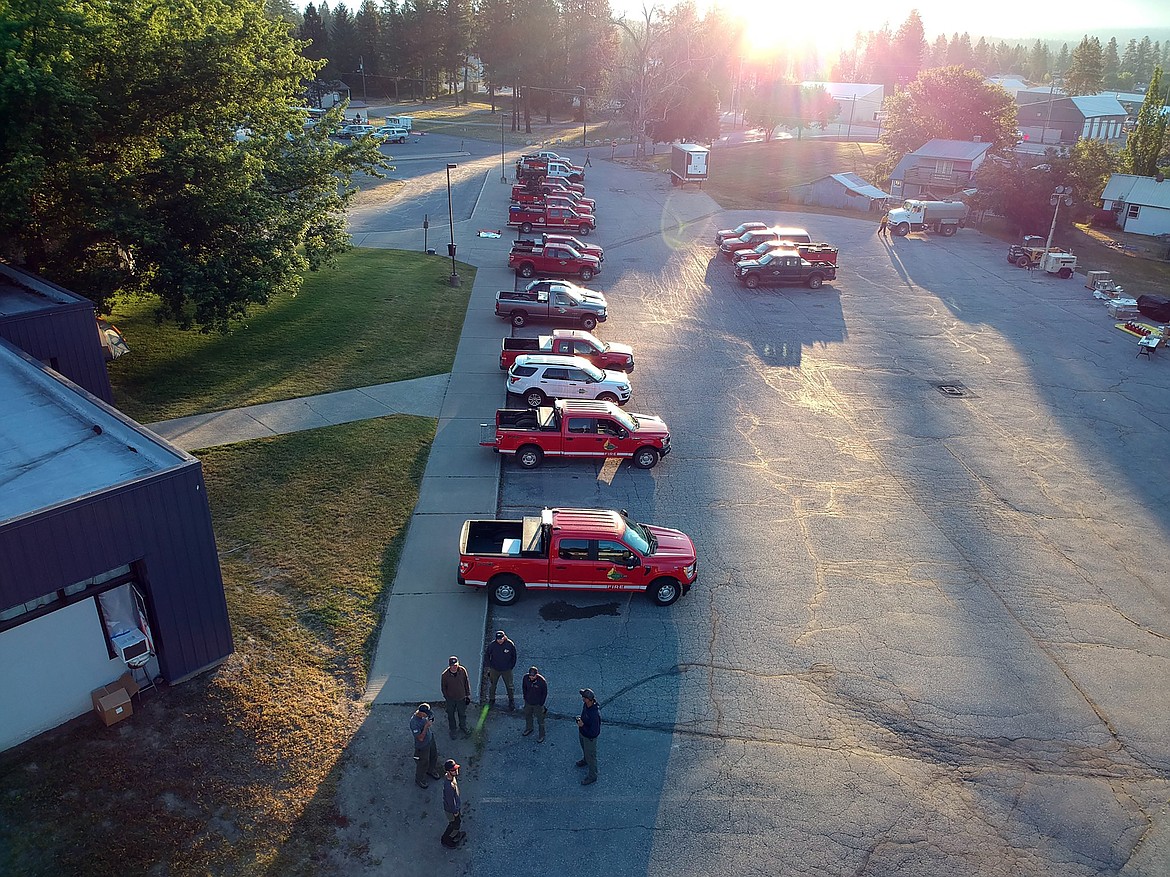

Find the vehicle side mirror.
xmin=625 ymin=555 xmax=639 ymax=569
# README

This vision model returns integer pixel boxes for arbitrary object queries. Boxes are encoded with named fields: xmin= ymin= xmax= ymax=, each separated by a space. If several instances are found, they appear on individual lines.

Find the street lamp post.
xmin=579 ymin=86 xmax=587 ymax=148
xmin=446 ymin=163 xmax=460 ymax=287
xmin=1045 ymin=185 xmax=1074 ymax=252
xmin=501 ymin=114 xmax=508 ymax=183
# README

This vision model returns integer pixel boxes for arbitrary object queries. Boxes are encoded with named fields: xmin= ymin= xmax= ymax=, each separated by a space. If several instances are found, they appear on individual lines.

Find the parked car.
xmin=508 ymin=239 xmax=600 ymax=280
xmin=495 ymin=281 xmax=607 ymax=330
xmin=336 ymin=124 xmax=374 ymax=139
xmin=506 ymin=354 xmax=631 ymax=408
xmin=373 ymin=126 xmax=410 ymax=143
xmin=458 ymin=507 xmax=698 ymax=606
xmin=734 ymin=250 xmax=837 ymax=289
xmin=714 ymin=221 xmax=768 ymax=246
xmin=499 ymin=328 xmax=633 ymax=372
xmin=720 ymin=226 xmax=813 ymax=260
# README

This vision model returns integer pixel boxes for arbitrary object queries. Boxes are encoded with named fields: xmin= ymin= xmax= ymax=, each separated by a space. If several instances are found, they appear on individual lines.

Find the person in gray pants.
xmin=574 ymin=688 xmax=601 ymax=785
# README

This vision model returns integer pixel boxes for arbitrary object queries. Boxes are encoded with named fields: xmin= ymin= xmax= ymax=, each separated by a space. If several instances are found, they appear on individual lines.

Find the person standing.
xmin=410 ymin=703 xmax=443 ymax=789
xmin=574 ymin=688 xmax=601 ymax=785
xmin=878 ymin=212 xmax=889 ymax=238
xmin=483 ymin=630 xmax=518 ymax=710
xmin=441 ymin=656 xmax=471 ymax=738
xmin=521 ymin=666 xmax=548 ymax=742
xmin=440 ymin=759 xmax=465 ymax=848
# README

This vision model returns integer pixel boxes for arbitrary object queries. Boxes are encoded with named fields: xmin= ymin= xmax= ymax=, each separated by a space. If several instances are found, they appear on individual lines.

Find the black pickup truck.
xmin=734 ymin=251 xmax=837 ymax=290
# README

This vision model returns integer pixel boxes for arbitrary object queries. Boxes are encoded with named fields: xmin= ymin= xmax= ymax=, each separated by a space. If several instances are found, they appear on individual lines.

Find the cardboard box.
xmin=114 ymin=670 xmax=140 ymax=700
xmin=92 ymin=684 xmax=132 ymax=726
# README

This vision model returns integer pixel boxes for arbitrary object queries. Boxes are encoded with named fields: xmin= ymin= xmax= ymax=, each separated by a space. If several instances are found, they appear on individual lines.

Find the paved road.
xmin=329 ymin=149 xmax=1170 ymax=876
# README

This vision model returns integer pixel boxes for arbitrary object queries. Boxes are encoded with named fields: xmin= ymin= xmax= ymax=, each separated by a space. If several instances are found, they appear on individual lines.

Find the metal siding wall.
xmin=0 ymin=305 xmax=114 ymax=403
xmin=0 ymin=462 xmax=233 ymax=681
xmin=1126 ymin=205 xmax=1170 ymax=237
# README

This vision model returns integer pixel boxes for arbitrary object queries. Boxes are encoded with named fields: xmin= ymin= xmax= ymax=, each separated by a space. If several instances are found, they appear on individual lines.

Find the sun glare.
xmin=712 ymin=0 xmax=858 ymax=62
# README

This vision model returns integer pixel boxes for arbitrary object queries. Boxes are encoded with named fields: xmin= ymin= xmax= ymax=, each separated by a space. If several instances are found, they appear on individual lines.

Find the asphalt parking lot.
xmin=339 ymin=156 xmax=1170 ymax=876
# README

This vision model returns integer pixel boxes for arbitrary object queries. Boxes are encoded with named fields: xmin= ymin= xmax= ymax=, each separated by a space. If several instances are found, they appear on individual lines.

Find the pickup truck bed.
xmin=460 ymin=517 xmax=544 ymax=556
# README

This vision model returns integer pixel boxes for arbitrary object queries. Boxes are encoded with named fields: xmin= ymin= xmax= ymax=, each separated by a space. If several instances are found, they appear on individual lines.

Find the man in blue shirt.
xmin=521 ymin=666 xmax=548 ymax=742
xmin=574 ymin=688 xmax=601 ymax=785
xmin=409 ymin=703 xmax=443 ymax=789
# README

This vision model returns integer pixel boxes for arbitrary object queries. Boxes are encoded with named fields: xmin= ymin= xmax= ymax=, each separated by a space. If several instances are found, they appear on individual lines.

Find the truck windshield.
xmin=610 ymin=409 xmax=636 ymax=431
xmin=623 ymin=521 xmax=656 ymax=555
xmin=581 ymin=362 xmax=605 ymax=381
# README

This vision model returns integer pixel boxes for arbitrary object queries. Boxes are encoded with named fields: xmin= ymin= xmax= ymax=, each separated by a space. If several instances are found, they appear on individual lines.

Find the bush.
xmin=1090 ymin=208 xmax=1118 ymax=229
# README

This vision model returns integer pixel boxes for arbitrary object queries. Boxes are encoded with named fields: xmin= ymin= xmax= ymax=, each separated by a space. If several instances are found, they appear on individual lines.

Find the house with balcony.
xmin=888 ymin=139 xmax=992 ymax=200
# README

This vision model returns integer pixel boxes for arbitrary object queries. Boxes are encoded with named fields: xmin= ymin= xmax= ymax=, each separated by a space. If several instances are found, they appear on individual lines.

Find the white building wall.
xmin=0 ymin=598 xmax=129 ymax=751
xmin=1123 ymin=204 xmax=1170 ymax=236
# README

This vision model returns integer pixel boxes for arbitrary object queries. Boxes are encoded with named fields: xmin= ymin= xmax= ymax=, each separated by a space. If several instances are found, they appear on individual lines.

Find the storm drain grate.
xmin=935 ymin=382 xmax=975 ymax=398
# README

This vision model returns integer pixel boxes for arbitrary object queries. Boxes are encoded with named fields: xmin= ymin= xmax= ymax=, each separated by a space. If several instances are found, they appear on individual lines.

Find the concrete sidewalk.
xmin=146 ymin=373 xmax=450 ymax=452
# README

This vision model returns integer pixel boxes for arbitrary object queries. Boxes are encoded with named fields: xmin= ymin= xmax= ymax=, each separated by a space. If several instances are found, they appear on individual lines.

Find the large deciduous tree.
xmin=1119 ymin=66 xmax=1168 ymax=177
xmin=880 ymin=66 xmax=1018 ymax=164
xmin=0 ymin=0 xmax=388 ymax=331
xmin=745 ymin=81 xmax=838 ymax=142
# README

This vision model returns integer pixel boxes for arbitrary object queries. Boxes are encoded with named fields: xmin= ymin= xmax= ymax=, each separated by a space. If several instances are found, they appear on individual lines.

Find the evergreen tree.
xmin=1103 ymin=37 xmax=1120 ymax=89
xmin=1121 ymin=38 xmax=1138 ymax=77
xmin=1119 ymin=67 xmax=1168 ymax=176
xmin=929 ymin=34 xmax=948 ymax=68
xmin=1136 ymin=36 xmax=1154 ymax=84
xmin=355 ymin=0 xmax=382 ymax=77
xmin=947 ymin=32 xmax=973 ymax=67
xmin=330 ymin=5 xmax=360 ymax=78
xmin=300 ymin=3 xmax=330 ymax=63
xmin=1055 ymin=43 xmax=1070 ymax=77
xmin=1066 ymin=35 xmax=1103 ymax=95
xmin=1028 ymin=39 xmax=1049 ymax=81
xmin=973 ymin=37 xmax=991 ymax=74
xmin=891 ymin=10 xmax=926 ymax=86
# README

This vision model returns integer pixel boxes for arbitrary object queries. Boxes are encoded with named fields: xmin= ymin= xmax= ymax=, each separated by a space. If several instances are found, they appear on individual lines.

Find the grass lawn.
xmin=0 ymin=418 xmax=433 ymax=876
xmin=106 ymin=247 xmax=474 ymax=423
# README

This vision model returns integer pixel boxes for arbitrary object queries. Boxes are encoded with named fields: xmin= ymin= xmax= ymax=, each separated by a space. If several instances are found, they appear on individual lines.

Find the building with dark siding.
xmin=0 ymin=273 xmax=233 ymax=751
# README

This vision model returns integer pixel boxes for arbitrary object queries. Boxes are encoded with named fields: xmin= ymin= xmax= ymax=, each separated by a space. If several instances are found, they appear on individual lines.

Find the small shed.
xmin=1101 ymin=173 xmax=1170 ymax=237
xmin=789 ymin=173 xmax=891 ymax=212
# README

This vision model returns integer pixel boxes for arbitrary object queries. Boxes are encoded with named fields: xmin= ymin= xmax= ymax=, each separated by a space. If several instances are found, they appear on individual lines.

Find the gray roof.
xmin=802 ymin=81 xmax=883 ymax=100
xmin=910 ymin=139 xmax=993 ymax=161
xmin=1069 ymin=95 xmax=1127 ymax=118
xmin=1101 ymin=173 xmax=1170 ymax=209
xmin=0 ymin=340 xmax=189 ymax=523
xmin=829 ymin=173 xmax=891 ymax=200
xmin=0 ymin=264 xmax=86 ymax=318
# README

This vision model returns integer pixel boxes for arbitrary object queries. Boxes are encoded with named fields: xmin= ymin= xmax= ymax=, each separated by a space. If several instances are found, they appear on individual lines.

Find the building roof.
xmin=802 ymin=81 xmax=883 ymax=100
xmin=1068 ymin=95 xmax=1127 ymax=118
xmin=987 ymin=76 xmax=1032 ymax=94
xmin=1102 ymin=174 xmax=1170 ymax=209
xmin=0 ymin=264 xmax=88 ymax=319
xmin=0 ymin=340 xmax=190 ymax=524
xmin=829 ymin=173 xmax=891 ymax=200
xmin=909 ymin=139 xmax=993 ymax=161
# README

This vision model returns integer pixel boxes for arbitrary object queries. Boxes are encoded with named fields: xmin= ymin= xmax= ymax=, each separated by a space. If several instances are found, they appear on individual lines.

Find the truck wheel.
xmin=895 ymin=223 xmax=910 ymax=237
xmin=633 ymin=447 xmax=659 ymax=469
xmin=580 ymin=315 xmax=598 ymax=331
xmin=511 ymin=311 xmax=528 ymax=328
xmin=524 ymin=389 xmax=546 ymax=408
xmin=518 ymin=262 xmax=535 ymax=278
xmin=941 ymin=224 xmax=957 ymax=237
xmin=1058 ymin=267 xmax=1073 ymax=279
xmin=1015 ymin=255 xmax=1031 ymax=268
xmin=489 ymin=575 xmax=523 ymax=606
xmin=579 ymin=267 xmax=594 ymax=281
xmin=596 ymin=392 xmax=619 ymax=403
xmin=577 ymin=225 xmax=591 ymax=236
xmin=516 ymin=445 xmax=544 ymax=469
xmin=807 ymin=273 xmax=824 ymax=289
xmin=648 ymin=577 xmax=681 ymax=607
xmin=520 ymin=222 xmax=533 ymax=234
xmin=744 ymin=274 xmax=760 ymax=289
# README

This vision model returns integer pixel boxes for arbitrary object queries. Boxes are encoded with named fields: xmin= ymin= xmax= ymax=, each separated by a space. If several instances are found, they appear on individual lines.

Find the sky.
xmin=611 ymin=0 xmax=1170 ymax=49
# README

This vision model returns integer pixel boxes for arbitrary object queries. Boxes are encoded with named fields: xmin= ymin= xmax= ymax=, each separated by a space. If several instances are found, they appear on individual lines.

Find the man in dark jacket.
xmin=441 ymin=656 xmax=472 ymax=738
xmin=440 ymin=759 xmax=465 ymax=848
xmin=483 ymin=630 xmax=518 ymax=710
xmin=521 ymin=666 xmax=548 ymax=742
xmin=575 ymin=688 xmax=601 ymax=785
xmin=409 ymin=703 xmax=443 ymax=789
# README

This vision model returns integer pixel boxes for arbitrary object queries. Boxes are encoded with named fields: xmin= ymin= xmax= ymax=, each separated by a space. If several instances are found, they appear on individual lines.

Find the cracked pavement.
xmin=329 ymin=159 xmax=1170 ymax=876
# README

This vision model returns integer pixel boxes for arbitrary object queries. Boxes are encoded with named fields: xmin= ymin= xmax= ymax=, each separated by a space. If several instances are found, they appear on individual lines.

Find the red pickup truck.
xmin=510 ymin=191 xmax=594 ymax=216
xmin=481 ymin=399 xmax=670 ymax=470
xmin=458 ymin=507 xmax=698 ymax=606
xmin=540 ymin=233 xmax=603 ymax=262
xmin=512 ymin=184 xmax=596 ymax=213
xmin=509 ymin=239 xmax=600 ymax=280
xmin=734 ymin=239 xmax=839 ymax=266
xmin=508 ymin=204 xmax=594 ymax=235
xmin=499 ymin=328 xmax=633 ymax=371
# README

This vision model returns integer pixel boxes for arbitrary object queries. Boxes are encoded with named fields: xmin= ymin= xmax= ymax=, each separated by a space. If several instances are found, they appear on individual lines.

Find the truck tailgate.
xmin=480 ymin=423 xmax=499 ymax=447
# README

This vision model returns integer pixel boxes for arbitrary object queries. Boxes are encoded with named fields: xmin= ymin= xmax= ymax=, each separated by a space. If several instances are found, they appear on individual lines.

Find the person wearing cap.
xmin=574 ymin=688 xmax=601 ymax=785
xmin=521 ymin=666 xmax=548 ymax=742
xmin=409 ymin=703 xmax=443 ymax=789
xmin=483 ymin=630 xmax=518 ymax=710
xmin=440 ymin=758 xmax=465 ymax=848
xmin=441 ymin=656 xmax=472 ymax=738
